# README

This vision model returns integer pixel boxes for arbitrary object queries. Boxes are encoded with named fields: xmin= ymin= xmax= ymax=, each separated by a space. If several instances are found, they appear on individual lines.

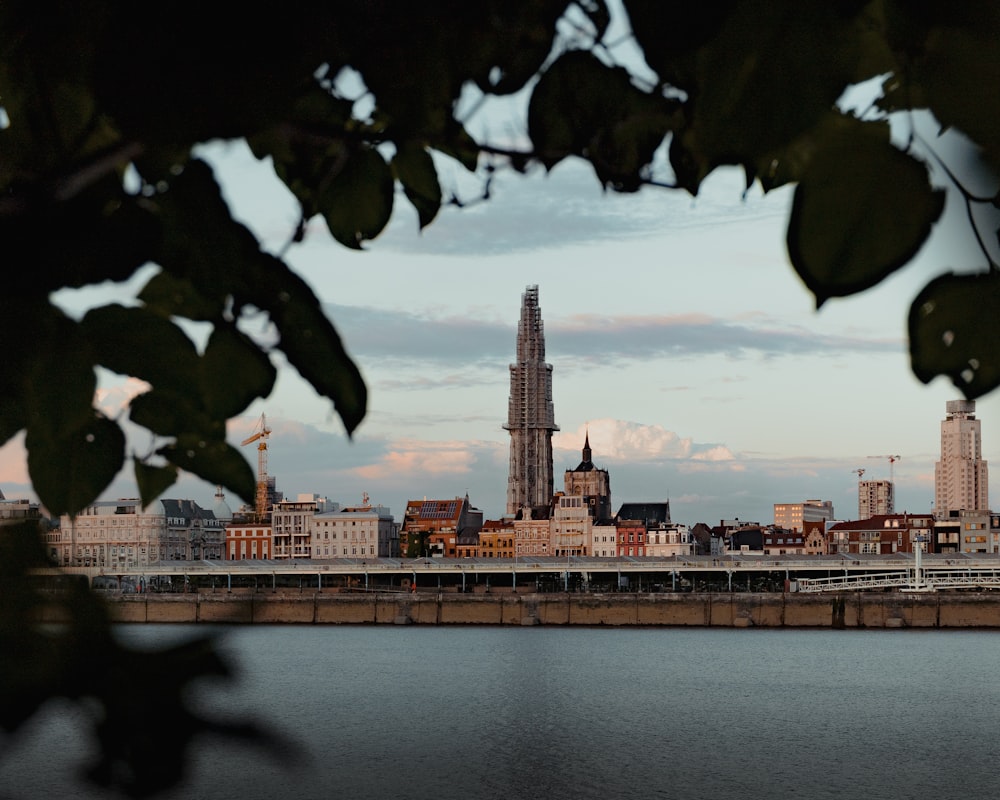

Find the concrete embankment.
xmin=51 ymin=590 xmax=1000 ymax=627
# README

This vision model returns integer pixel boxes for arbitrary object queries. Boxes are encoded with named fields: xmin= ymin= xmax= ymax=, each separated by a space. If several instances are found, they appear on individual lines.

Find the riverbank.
xmin=42 ymin=590 xmax=1000 ymax=627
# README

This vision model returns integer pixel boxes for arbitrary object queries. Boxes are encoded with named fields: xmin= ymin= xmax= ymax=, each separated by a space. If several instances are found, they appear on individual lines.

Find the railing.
xmin=798 ymin=568 xmax=1000 ymax=593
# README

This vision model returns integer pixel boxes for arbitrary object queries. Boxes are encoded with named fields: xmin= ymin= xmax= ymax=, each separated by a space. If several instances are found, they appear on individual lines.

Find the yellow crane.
xmin=241 ymin=413 xmax=272 ymax=520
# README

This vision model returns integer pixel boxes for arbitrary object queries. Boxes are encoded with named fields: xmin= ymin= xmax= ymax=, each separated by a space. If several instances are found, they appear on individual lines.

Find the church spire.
xmin=504 ymin=285 xmax=558 ymax=516
xmin=582 ymin=428 xmax=592 ymax=466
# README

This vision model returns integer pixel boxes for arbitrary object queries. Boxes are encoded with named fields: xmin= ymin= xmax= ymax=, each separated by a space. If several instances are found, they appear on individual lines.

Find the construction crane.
xmin=241 ymin=413 xmax=272 ymax=520
xmin=852 ymin=468 xmax=865 ymax=479
xmin=867 ymin=454 xmax=901 ymax=483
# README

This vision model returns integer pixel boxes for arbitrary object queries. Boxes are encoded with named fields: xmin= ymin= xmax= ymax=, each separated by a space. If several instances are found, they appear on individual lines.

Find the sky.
xmin=3 ymin=28 xmax=999 ymax=527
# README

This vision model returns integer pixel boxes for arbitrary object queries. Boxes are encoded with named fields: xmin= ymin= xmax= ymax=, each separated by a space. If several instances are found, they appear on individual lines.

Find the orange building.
xmin=226 ymin=521 xmax=272 ymax=560
xmin=478 ymin=519 xmax=515 ymax=558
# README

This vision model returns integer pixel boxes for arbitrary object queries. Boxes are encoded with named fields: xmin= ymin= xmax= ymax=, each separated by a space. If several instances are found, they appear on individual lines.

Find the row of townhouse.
xmin=54 ymin=498 xmax=227 ymax=568
xmin=829 ymin=511 xmax=1000 ymax=555
xmin=227 ymin=498 xmax=398 ymax=560
xmin=424 ymin=496 xmax=694 ymax=560
xmin=711 ymin=512 xmax=1000 ymax=556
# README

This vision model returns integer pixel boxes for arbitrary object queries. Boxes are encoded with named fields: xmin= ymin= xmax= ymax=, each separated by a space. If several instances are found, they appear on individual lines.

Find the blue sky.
xmin=3 ymin=63 xmax=998 ymax=526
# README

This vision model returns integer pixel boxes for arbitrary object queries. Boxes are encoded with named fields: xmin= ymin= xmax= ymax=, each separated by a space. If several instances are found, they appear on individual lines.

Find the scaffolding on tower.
xmin=241 ymin=413 xmax=272 ymax=521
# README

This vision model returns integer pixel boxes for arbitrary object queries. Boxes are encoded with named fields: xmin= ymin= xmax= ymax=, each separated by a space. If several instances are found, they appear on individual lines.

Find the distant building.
xmin=563 ymin=432 xmax=612 ymax=522
xmin=932 ymin=509 xmax=996 ymax=554
xmin=59 ymin=498 xmax=222 ymax=567
xmin=311 ymin=503 xmax=396 ymax=558
xmin=504 ymin=285 xmax=559 ymax=518
xmin=935 ymin=400 xmax=989 ymax=516
xmin=645 ymin=523 xmax=693 ymax=557
xmin=513 ymin=514 xmax=551 ymax=557
xmin=615 ymin=502 xmax=692 ymax=557
xmin=615 ymin=518 xmax=645 ymax=557
xmin=827 ymin=514 xmax=934 ymax=555
xmin=592 ymin=521 xmax=618 ymax=557
xmin=400 ymin=496 xmax=482 ymax=557
xmin=479 ymin=519 xmax=515 ymax=558
xmin=761 ymin=526 xmax=804 ymax=556
xmin=773 ymin=500 xmax=834 ymax=532
xmin=551 ymin=493 xmax=591 ymax=556
xmin=859 ymin=479 xmax=894 ymax=518
xmin=226 ymin=521 xmax=272 ymax=560
xmin=272 ymin=497 xmax=317 ymax=559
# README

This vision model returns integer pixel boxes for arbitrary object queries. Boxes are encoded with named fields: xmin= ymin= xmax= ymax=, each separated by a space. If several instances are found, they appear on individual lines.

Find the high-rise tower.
xmin=504 ymin=285 xmax=558 ymax=517
xmin=934 ymin=400 xmax=989 ymax=515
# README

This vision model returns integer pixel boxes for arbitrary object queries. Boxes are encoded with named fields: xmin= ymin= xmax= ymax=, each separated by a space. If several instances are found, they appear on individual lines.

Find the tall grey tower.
xmin=935 ymin=400 xmax=989 ymax=515
xmin=504 ymin=285 xmax=558 ymax=517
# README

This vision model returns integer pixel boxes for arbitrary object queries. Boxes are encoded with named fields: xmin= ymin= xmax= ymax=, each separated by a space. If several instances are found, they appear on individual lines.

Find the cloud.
xmin=95 ymin=376 xmax=151 ymax=416
xmin=348 ymin=439 xmax=478 ymax=481
xmin=555 ymin=419 xmax=737 ymax=464
xmin=329 ymin=304 xmax=900 ymax=371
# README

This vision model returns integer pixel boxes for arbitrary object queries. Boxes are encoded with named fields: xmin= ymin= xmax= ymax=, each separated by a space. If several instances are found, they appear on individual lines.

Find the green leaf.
xmin=154 ymin=160 xmax=367 ymax=435
xmin=82 ymin=304 xmax=200 ymax=387
xmin=317 ymin=146 xmax=395 ymax=249
xmin=199 ymin=325 xmax=277 ymax=419
xmin=135 ymin=461 xmax=179 ymax=508
xmin=666 ymin=1 xmax=884 ymax=192
xmin=528 ymin=50 xmax=676 ymax=189
xmin=139 ymin=271 xmax=225 ymax=322
xmin=392 ymin=141 xmax=442 ymax=229
xmin=159 ymin=436 xmax=255 ymax=507
xmin=128 ymin=390 xmax=222 ymax=441
xmin=909 ymin=271 xmax=1000 ymax=398
xmin=26 ymin=414 xmax=125 ymax=517
xmin=786 ymin=133 xmax=944 ymax=306
xmin=434 ymin=123 xmax=480 ymax=172
xmin=253 ymin=269 xmax=367 ymax=436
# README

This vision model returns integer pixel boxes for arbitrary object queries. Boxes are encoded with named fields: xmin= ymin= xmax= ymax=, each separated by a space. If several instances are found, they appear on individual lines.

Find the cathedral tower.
xmin=504 ymin=285 xmax=558 ymax=517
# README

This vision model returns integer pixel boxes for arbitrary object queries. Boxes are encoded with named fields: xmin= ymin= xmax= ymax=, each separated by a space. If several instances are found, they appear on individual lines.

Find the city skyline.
xmin=2 ymin=137 xmax=999 ymax=525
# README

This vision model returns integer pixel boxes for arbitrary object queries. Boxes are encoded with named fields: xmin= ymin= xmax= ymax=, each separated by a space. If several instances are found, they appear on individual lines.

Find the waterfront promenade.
xmin=50 ymin=551 xmax=1000 ymax=595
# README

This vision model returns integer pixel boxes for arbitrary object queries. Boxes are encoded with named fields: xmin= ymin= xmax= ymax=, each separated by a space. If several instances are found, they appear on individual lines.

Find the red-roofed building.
xmin=400 ymin=495 xmax=482 ymax=558
xmin=827 ymin=514 xmax=934 ymax=555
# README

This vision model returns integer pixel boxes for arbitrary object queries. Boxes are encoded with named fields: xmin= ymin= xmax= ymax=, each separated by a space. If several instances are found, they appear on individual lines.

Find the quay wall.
xmin=71 ymin=591 xmax=1000 ymax=628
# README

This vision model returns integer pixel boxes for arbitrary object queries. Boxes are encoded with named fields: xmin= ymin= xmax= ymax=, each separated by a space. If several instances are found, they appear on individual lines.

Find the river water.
xmin=2 ymin=626 xmax=999 ymax=800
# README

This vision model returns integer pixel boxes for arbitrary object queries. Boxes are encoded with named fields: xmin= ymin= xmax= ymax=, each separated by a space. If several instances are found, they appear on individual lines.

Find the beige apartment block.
xmin=935 ymin=400 xmax=989 ymax=516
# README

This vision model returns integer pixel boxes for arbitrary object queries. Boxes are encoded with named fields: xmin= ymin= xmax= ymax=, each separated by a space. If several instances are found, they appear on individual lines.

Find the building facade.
xmin=859 ymin=479 xmax=894 ymax=518
xmin=400 ymin=496 xmax=482 ymax=557
xmin=563 ymin=432 xmax=612 ymax=522
xmin=773 ymin=500 xmax=834 ymax=532
xmin=226 ymin=522 xmax=273 ymax=560
xmin=827 ymin=514 xmax=934 ymax=555
xmin=504 ymin=285 xmax=559 ymax=517
xmin=935 ymin=399 xmax=989 ymax=515
xmin=59 ymin=498 xmax=222 ymax=567
xmin=514 ymin=515 xmax=551 ymax=556
xmin=551 ymin=494 xmax=591 ymax=556
xmin=271 ymin=498 xmax=316 ymax=559
xmin=311 ymin=504 xmax=396 ymax=558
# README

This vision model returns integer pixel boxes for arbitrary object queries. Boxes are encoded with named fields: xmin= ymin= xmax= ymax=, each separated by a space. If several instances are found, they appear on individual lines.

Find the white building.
xmin=591 ymin=522 xmax=617 ymax=557
xmin=311 ymin=505 xmax=395 ymax=558
xmin=645 ymin=523 xmax=693 ymax=557
xmin=57 ymin=498 xmax=223 ymax=568
xmin=551 ymin=494 xmax=590 ymax=556
xmin=272 ymin=498 xmax=317 ymax=559
xmin=935 ymin=400 xmax=989 ymax=516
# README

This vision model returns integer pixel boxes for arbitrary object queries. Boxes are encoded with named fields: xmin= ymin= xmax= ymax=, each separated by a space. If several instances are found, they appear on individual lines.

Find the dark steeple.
xmin=575 ymin=429 xmax=594 ymax=472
